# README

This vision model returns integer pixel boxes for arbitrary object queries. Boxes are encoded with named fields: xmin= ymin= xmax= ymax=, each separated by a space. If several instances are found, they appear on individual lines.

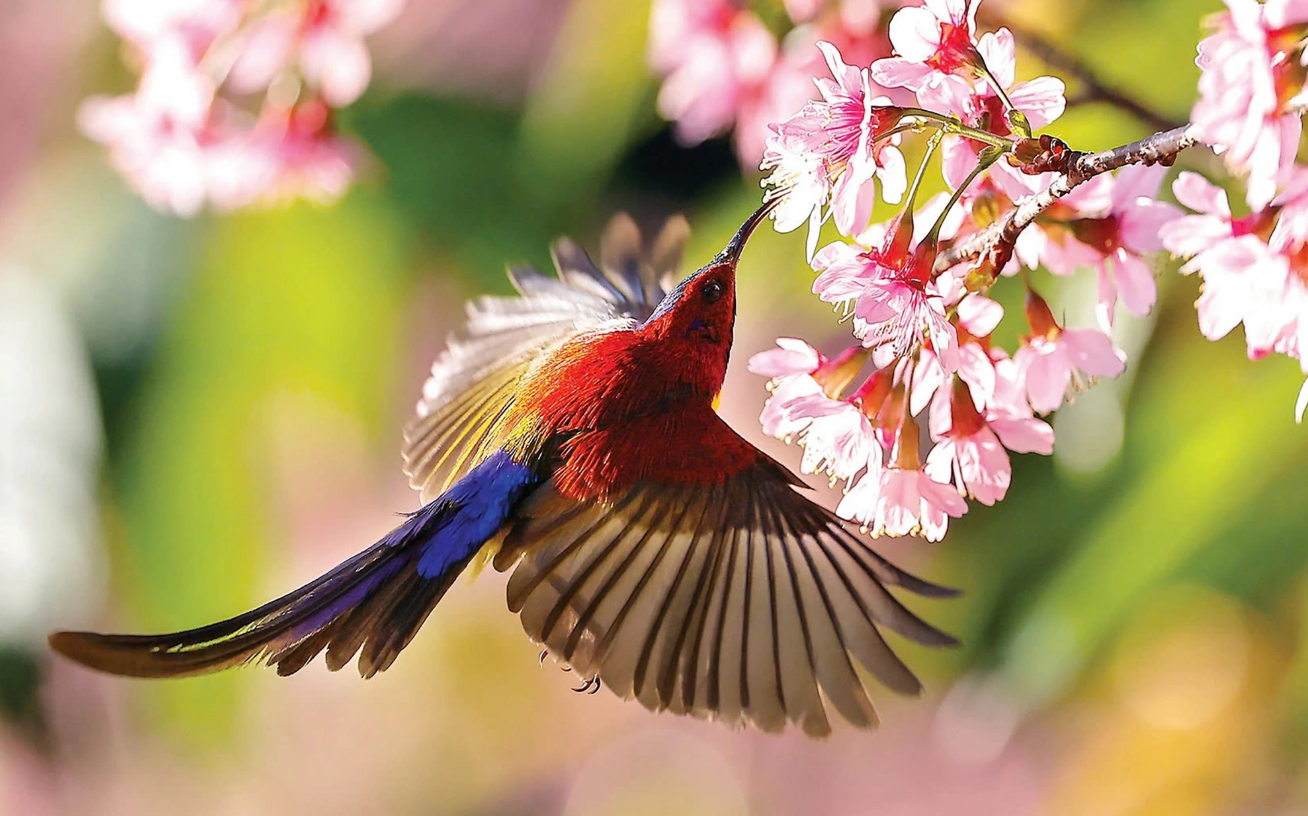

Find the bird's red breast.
xmin=500 ymin=324 xmax=759 ymax=503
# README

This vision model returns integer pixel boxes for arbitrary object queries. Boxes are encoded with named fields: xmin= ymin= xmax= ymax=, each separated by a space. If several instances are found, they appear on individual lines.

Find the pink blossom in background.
xmin=1190 ymin=0 xmax=1308 ymax=208
xmin=82 ymin=0 xmax=398 ymax=215
xmin=870 ymin=0 xmax=982 ymax=91
xmin=648 ymin=0 xmax=778 ymax=148
xmin=762 ymin=41 xmax=908 ymax=258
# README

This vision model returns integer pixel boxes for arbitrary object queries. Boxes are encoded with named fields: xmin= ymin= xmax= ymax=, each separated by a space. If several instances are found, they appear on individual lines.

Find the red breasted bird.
xmin=49 ymin=204 xmax=956 ymax=737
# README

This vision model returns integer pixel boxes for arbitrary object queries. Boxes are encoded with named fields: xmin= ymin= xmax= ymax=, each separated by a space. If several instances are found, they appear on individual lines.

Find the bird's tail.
xmin=49 ymin=451 xmax=537 ymax=679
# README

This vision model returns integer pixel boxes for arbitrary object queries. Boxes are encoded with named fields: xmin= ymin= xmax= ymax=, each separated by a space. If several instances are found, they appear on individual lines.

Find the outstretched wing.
xmin=492 ymin=455 xmax=958 ymax=738
xmin=402 ymin=214 xmax=690 ymax=501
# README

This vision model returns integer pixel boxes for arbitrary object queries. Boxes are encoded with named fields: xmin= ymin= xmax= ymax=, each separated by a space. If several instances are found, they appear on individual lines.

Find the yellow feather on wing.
xmin=401 ymin=214 xmax=690 ymax=500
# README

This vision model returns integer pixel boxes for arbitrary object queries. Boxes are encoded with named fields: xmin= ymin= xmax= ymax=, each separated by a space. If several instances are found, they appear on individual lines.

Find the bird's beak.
xmin=721 ymin=198 xmax=780 ymax=267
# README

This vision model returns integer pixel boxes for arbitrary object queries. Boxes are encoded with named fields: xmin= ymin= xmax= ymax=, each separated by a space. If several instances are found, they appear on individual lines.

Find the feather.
xmin=496 ymin=460 xmax=958 ymax=737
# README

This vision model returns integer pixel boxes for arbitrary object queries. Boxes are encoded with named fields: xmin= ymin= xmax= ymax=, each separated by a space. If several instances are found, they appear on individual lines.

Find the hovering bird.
xmin=50 ymin=203 xmax=957 ymax=737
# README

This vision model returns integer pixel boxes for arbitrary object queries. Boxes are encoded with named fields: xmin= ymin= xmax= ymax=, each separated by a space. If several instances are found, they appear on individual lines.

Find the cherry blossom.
xmin=812 ymin=209 xmax=960 ymax=370
xmin=1029 ymin=164 xmax=1182 ymax=327
xmin=922 ymin=28 xmax=1066 ymax=193
xmin=82 ymin=0 xmax=397 ymax=215
xmin=762 ymin=41 xmax=908 ymax=258
xmin=871 ymin=0 xmax=983 ymax=92
xmin=648 ymin=0 xmax=778 ymax=148
xmin=1190 ymin=0 xmax=1308 ymax=208
xmin=837 ymin=416 xmax=967 ymax=542
xmin=1014 ymin=290 xmax=1128 ymax=414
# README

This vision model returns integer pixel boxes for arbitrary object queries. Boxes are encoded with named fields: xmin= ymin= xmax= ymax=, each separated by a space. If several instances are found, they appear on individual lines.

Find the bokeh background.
xmin=3 ymin=0 xmax=1307 ymax=813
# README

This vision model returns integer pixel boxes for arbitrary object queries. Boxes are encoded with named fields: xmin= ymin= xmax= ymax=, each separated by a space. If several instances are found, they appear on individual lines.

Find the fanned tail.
xmin=50 ymin=451 xmax=538 ymax=679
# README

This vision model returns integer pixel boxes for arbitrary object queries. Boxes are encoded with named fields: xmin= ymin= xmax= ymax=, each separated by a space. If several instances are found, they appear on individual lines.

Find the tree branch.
xmin=934 ymin=125 xmax=1196 ymax=272
xmin=976 ymin=9 xmax=1186 ymax=134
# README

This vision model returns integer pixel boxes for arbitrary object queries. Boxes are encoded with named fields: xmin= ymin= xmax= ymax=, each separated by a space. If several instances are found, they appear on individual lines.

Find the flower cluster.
xmin=81 ymin=0 xmax=401 ymax=216
xmin=722 ymin=0 xmax=1223 ymax=545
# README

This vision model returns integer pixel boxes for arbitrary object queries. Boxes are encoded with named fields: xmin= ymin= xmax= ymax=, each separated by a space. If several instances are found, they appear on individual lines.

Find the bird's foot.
xmin=572 ymin=675 xmax=602 ymax=695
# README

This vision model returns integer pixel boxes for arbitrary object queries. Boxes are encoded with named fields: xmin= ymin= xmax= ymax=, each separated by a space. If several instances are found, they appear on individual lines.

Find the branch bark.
xmin=934 ymin=125 xmax=1197 ymax=272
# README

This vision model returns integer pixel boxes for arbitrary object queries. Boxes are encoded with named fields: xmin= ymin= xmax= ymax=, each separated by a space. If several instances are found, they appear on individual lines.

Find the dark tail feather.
xmin=48 ymin=501 xmax=471 ymax=679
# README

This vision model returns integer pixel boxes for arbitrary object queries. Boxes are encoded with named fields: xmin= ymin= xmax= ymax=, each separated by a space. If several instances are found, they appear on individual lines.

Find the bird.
xmin=49 ymin=202 xmax=958 ymax=737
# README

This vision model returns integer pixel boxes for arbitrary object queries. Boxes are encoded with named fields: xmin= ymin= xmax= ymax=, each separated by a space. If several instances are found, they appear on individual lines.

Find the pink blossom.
xmin=812 ymin=215 xmax=960 ymax=370
xmin=1160 ymin=171 xmax=1291 ymax=347
xmin=102 ymin=0 xmax=243 ymax=52
xmin=750 ymin=341 xmax=871 ymax=443
xmin=788 ymin=394 xmax=877 ymax=482
xmin=762 ymin=41 xmax=907 ymax=258
xmin=924 ymin=378 xmax=1053 ymax=506
xmin=78 ymin=35 xmax=221 ymax=216
xmin=837 ymin=448 xmax=968 ymax=541
xmin=749 ymin=336 xmax=824 ymax=378
xmin=1190 ymin=0 xmax=1308 ymax=208
xmin=649 ymin=0 xmax=778 ymax=147
xmin=208 ymin=101 xmax=361 ymax=210
xmin=923 ymin=28 xmax=1066 ymax=192
xmin=1014 ymin=291 xmax=1128 ymax=414
xmin=909 ymin=293 xmax=1002 ymax=416
xmin=230 ymin=0 xmax=402 ymax=106
xmin=870 ymin=0 xmax=981 ymax=91
xmin=1032 ymin=164 xmax=1182 ymax=327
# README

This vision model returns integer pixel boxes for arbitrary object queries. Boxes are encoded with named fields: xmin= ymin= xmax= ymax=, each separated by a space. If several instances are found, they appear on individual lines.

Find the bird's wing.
xmin=492 ymin=443 xmax=958 ymax=738
xmin=403 ymin=214 xmax=689 ymax=502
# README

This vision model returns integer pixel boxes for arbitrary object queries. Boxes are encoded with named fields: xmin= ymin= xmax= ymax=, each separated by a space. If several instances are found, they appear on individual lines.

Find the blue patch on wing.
xmin=415 ymin=450 xmax=538 ymax=579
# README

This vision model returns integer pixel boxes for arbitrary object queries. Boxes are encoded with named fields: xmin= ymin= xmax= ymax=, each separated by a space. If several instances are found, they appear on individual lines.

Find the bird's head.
xmin=639 ymin=200 xmax=775 ymax=397
xmin=641 ymin=200 xmax=775 ymax=345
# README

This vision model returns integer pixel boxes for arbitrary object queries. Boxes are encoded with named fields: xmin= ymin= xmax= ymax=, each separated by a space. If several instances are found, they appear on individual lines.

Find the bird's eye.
xmin=702 ymin=279 xmax=724 ymax=304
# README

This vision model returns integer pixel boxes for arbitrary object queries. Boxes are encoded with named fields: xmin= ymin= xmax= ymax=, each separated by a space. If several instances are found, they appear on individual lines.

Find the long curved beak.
xmin=721 ymin=198 xmax=780 ymax=266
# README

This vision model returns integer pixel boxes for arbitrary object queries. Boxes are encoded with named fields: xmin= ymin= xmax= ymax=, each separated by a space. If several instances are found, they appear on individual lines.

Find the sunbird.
xmin=50 ymin=203 xmax=956 ymax=737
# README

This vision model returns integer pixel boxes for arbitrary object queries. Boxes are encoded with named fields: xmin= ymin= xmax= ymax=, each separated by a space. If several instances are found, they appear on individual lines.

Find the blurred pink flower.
xmin=1032 ymin=164 xmax=1182 ymax=328
xmin=78 ymin=35 xmax=220 ymax=216
xmin=762 ymin=41 xmax=907 ymax=258
xmin=102 ymin=0 xmax=243 ymax=52
xmin=649 ymin=0 xmax=778 ymax=147
xmin=1190 ymin=0 xmax=1308 ymax=207
xmin=1014 ymin=291 xmax=1127 ymax=414
xmin=209 ymin=100 xmax=361 ymax=210
xmin=870 ymin=0 xmax=981 ymax=91
xmin=231 ymin=0 xmax=402 ymax=106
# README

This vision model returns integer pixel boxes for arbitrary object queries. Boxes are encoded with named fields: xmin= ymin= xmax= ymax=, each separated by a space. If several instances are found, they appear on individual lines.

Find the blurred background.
xmin=3 ymin=0 xmax=1307 ymax=813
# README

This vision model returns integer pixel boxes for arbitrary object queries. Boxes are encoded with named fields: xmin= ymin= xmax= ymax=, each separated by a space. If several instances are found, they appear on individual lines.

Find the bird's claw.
xmin=539 ymin=648 xmax=549 ymax=666
xmin=572 ymin=675 xmax=602 ymax=694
